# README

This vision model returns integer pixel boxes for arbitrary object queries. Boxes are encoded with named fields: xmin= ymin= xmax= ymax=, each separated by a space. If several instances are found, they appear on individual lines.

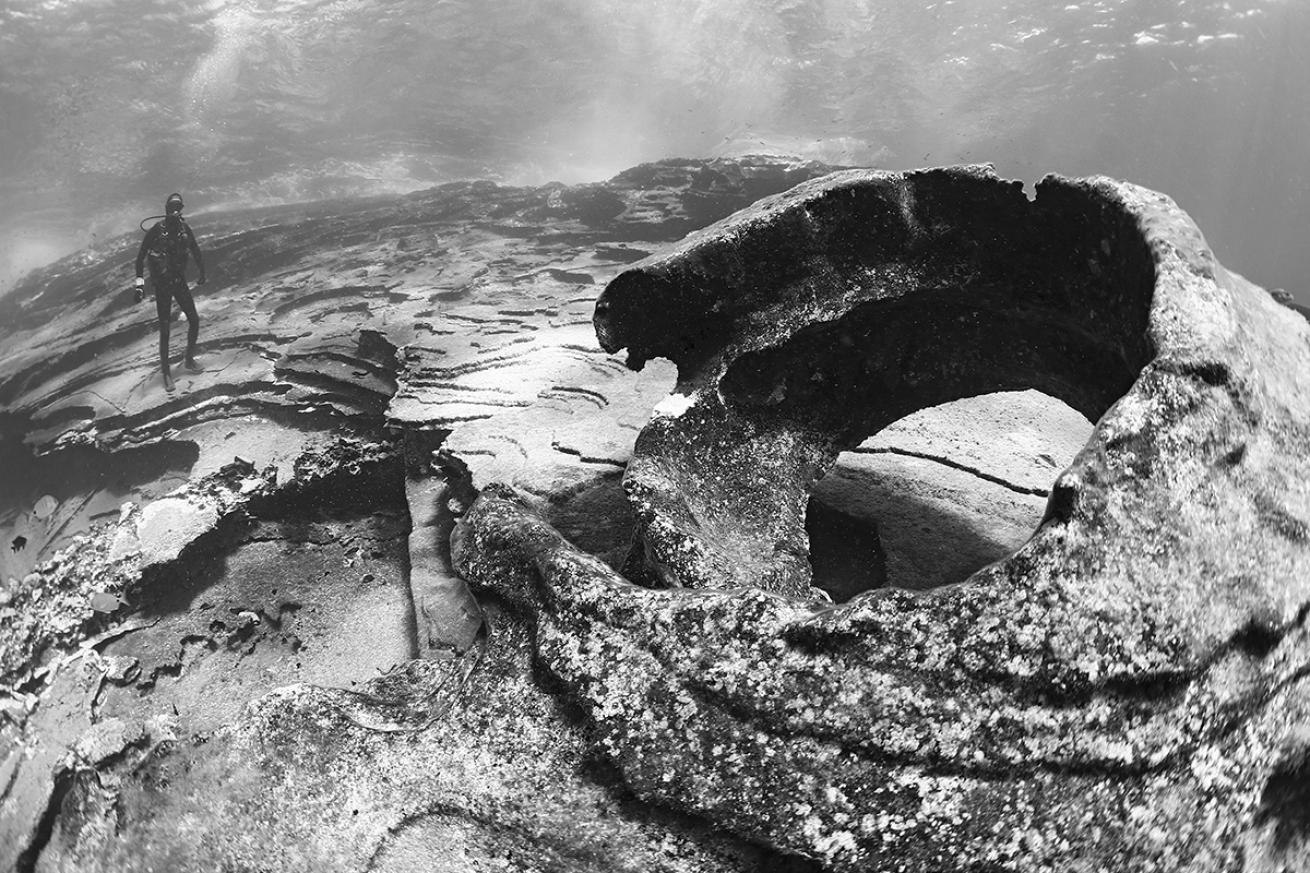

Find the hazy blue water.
xmin=1 ymin=0 xmax=1307 ymax=302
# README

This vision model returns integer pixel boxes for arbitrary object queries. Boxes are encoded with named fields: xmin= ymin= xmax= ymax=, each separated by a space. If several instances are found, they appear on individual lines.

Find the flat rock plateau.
xmin=1 ymin=158 xmax=1307 ymax=873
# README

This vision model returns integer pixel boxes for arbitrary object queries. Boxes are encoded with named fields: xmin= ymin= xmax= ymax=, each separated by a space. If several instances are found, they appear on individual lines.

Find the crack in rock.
xmin=848 ymin=444 xmax=1050 ymax=496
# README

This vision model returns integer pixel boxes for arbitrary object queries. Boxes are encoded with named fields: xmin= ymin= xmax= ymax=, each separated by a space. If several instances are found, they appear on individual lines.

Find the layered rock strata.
xmin=454 ymin=167 xmax=1310 ymax=870
xmin=0 ymin=158 xmax=861 ymax=872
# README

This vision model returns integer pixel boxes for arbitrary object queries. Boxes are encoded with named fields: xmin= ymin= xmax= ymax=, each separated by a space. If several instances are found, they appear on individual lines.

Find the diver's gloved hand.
xmin=133 ymin=277 xmax=145 ymax=303
xmin=196 ymin=274 xmax=207 ymax=286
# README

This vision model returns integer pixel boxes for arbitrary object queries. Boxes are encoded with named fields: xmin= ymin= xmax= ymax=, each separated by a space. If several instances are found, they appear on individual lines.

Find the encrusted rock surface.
xmin=455 ymin=166 xmax=1310 ymax=871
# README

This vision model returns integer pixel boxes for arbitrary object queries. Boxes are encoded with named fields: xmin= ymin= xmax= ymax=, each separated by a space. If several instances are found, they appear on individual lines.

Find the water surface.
xmin=2 ymin=0 xmax=1306 ymax=301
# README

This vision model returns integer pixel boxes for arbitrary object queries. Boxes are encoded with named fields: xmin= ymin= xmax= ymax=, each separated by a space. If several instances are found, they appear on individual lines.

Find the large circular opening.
xmin=806 ymin=389 xmax=1092 ymax=601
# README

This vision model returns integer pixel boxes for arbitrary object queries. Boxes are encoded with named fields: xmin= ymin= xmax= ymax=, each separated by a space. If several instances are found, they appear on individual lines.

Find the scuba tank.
xmin=138 ymin=212 xmax=188 ymax=281
xmin=137 ymin=195 xmax=192 ymax=294
xmin=133 ymin=215 xmax=163 ymax=301
xmin=135 ymin=214 xmax=173 ymax=298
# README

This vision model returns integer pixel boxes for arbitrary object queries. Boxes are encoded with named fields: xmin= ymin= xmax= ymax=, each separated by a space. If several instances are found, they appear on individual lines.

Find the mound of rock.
xmin=457 ymin=167 xmax=1310 ymax=871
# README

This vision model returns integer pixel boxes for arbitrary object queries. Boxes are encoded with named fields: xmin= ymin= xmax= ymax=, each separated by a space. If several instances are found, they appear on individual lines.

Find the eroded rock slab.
xmin=455 ymin=167 xmax=1310 ymax=871
xmin=0 ymin=158 xmax=858 ymax=872
xmin=0 ymin=158 xmax=836 ymax=661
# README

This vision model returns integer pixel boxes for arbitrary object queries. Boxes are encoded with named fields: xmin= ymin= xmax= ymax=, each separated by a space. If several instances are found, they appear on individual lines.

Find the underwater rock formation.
xmin=0 ymin=157 xmax=852 ymax=872
xmin=2 ymin=159 xmax=1306 ymax=872
xmin=455 ymin=167 xmax=1310 ymax=870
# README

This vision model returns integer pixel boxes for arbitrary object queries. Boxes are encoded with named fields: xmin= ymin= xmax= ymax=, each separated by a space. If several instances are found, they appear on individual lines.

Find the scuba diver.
xmin=133 ymin=193 xmax=206 ymax=392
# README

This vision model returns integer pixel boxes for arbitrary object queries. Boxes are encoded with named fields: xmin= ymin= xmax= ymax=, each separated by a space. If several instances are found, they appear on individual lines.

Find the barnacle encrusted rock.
xmin=455 ymin=167 xmax=1310 ymax=870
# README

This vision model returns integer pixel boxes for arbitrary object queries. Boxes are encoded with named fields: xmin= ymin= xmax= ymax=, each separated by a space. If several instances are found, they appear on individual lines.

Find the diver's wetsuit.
xmin=135 ymin=216 xmax=205 ymax=377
